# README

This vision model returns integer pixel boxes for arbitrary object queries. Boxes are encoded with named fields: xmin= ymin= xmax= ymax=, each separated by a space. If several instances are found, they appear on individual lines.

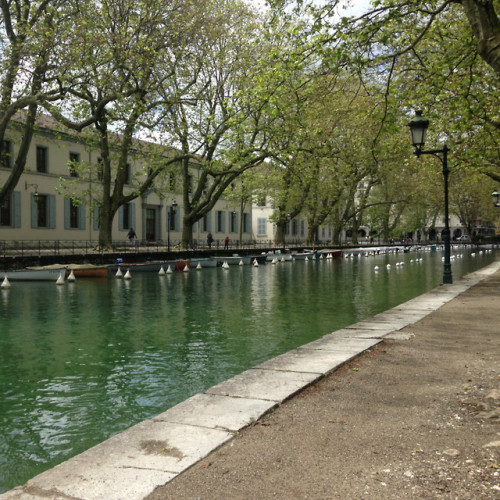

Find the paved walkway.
xmin=2 ymin=262 xmax=500 ymax=499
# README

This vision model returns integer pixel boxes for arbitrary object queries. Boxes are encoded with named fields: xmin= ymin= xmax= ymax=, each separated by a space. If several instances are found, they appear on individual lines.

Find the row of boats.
xmin=0 ymin=249 xmax=343 ymax=282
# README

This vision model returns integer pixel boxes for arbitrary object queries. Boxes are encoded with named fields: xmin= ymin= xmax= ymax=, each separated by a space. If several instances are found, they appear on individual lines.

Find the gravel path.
xmin=146 ymin=272 xmax=500 ymax=499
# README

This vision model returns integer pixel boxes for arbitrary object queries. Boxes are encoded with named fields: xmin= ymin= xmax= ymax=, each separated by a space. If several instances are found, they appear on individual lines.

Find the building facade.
xmin=0 ymin=116 xmax=252 ymax=247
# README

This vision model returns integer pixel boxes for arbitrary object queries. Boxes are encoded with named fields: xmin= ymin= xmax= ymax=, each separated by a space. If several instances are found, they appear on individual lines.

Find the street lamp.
xmin=168 ymin=200 xmax=177 ymax=252
xmin=25 ymin=182 xmax=40 ymax=202
xmin=492 ymin=190 xmax=499 ymax=207
xmin=409 ymin=110 xmax=452 ymax=284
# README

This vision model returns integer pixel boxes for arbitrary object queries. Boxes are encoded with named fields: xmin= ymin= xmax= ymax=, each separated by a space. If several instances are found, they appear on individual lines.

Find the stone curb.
xmin=3 ymin=261 xmax=500 ymax=500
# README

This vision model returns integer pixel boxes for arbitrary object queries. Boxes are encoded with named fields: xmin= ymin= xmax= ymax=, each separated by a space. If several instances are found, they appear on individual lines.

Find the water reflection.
xmin=0 ymin=248 xmax=496 ymax=493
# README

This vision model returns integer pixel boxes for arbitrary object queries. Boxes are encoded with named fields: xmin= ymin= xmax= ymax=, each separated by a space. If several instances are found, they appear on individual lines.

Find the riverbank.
xmin=2 ymin=261 xmax=499 ymax=499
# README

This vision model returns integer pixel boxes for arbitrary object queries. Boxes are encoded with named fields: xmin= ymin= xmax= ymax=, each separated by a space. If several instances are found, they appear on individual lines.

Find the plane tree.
xmin=0 ymin=0 xmax=79 ymax=205
xmin=152 ymin=0 xmax=299 ymax=248
xmin=46 ymin=0 xmax=202 ymax=248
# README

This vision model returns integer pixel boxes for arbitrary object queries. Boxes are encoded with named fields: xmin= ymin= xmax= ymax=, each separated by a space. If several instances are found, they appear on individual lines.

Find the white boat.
xmin=215 ymin=255 xmax=252 ymax=266
xmin=2 ymin=266 xmax=67 ymax=281
xmin=291 ymin=251 xmax=317 ymax=260
xmin=266 ymin=250 xmax=292 ymax=262
xmin=189 ymin=258 xmax=218 ymax=268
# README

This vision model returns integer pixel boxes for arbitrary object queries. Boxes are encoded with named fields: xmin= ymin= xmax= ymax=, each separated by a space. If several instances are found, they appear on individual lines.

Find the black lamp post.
xmin=492 ymin=190 xmax=499 ymax=207
xmin=168 ymin=200 xmax=177 ymax=252
xmin=409 ymin=110 xmax=452 ymax=284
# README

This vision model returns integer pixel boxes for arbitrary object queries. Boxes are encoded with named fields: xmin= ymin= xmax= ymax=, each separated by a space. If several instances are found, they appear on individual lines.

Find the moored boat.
xmin=291 ymin=251 xmax=317 ymax=260
xmin=113 ymin=259 xmax=191 ymax=272
xmin=189 ymin=257 xmax=218 ymax=268
xmin=66 ymin=263 xmax=109 ymax=278
xmin=3 ymin=266 xmax=67 ymax=281
xmin=215 ymin=255 xmax=251 ymax=266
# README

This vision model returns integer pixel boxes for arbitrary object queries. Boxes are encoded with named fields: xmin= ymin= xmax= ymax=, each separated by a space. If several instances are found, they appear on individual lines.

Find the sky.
xmin=251 ymin=0 xmax=373 ymax=18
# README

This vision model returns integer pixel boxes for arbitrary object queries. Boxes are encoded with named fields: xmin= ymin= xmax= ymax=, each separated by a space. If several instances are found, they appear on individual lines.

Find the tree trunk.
xmin=275 ymin=222 xmax=285 ymax=246
xmin=460 ymin=0 xmax=500 ymax=76
xmin=181 ymin=218 xmax=194 ymax=249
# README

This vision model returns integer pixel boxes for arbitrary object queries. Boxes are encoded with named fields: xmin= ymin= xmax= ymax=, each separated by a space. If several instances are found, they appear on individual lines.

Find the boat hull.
xmin=216 ymin=256 xmax=252 ymax=266
xmin=189 ymin=258 xmax=218 ymax=268
xmin=115 ymin=260 xmax=190 ymax=272
xmin=2 ymin=268 xmax=66 ymax=281
xmin=67 ymin=264 xmax=109 ymax=278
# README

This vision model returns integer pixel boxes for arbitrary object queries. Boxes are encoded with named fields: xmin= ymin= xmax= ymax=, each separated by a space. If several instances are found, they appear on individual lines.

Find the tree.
xmin=48 ymin=0 xmax=200 ymax=248
xmin=0 ymin=0 xmax=77 ymax=205
xmin=153 ymin=0 xmax=279 ymax=248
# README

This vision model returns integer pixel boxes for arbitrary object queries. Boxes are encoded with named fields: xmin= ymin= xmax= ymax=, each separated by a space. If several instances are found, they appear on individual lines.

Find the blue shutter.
xmin=221 ymin=211 xmax=226 ymax=233
xmin=175 ymin=207 xmax=180 ymax=231
xmin=49 ymin=195 xmax=56 ymax=228
xmin=207 ymin=212 xmax=212 ymax=232
xmin=130 ymin=202 xmax=136 ymax=229
xmin=118 ymin=206 xmax=124 ymax=231
xmin=234 ymin=213 xmax=239 ymax=233
xmin=64 ymin=199 xmax=70 ymax=229
xmin=13 ymin=191 xmax=21 ymax=227
xmin=79 ymin=204 xmax=86 ymax=230
xmin=93 ymin=207 xmax=99 ymax=230
xmin=31 ymin=194 xmax=38 ymax=228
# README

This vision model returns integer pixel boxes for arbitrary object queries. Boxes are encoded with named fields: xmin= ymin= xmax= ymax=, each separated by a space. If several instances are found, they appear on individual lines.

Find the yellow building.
xmin=0 ymin=115 xmax=252 ymax=247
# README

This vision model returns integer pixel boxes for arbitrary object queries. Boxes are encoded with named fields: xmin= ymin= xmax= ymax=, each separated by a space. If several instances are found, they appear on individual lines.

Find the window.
xmin=230 ymin=212 xmax=237 ymax=233
xmin=36 ymin=195 xmax=48 ymax=227
xmin=300 ymin=220 xmax=305 ymax=237
xmin=242 ymin=213 xmax=249 ymax=233
xmin=0 ymin=195 xmax=11 ymax=225
xmin=257 ymin=195 xmax=266 ymax=207
xmin=1 ymin=192 xmax=20 ymax=227
xmin=201 ymin=213 xmax=210 ymax=232
xmin=257 ymin=218 xmax=267 ymax=236
xmin=122 ymin=203 xmax=131 ymax=230
xmin=69 ymin=152 xmax=80 ymax=177
xmin=36 ymin=146 xmax=48 ymax=173
xmin=216 ymin=210 xmax=225 ymax=233
xmin=1 ymin=140 xmax=12 ymax=168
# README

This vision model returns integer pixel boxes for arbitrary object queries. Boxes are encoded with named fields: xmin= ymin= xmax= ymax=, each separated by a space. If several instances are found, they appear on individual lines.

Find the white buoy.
xmin=272 ymin=258 xmax=277 ymax=264
xmin=196 ymin=263 xmax=202 ymax=270
xmin=305 ymin=256 xmax=309 ymax=261
xmin=223 ymin=261 xmax=230 ymax=270
xmin=1 ymin=276 xmax=10 ymax=288
xmin=158 ymin=266 xmax=165 ymax=276
xmin=239 ymin=260 xmax=244 ymax=266
xmin=166 ymin=265 xmax=173 ymax=274
xmin=183 ymin=264 xmax=189 ymax=272
xmin=386 ymin=264 xmax=391 ymax=269
xmin=253 ymin=259 xmax=259 ymax=267
xmin=124 ymin=269 xmax=132 ymax=279
xmin=374 ymin=266 xmax=379 ymax=271
xmin=319 ymin=254 xmax=324 ymax=260
xmin=56 ymin=271 xmax=65 ymax=285
xmin=115 ymin=268 xmax=123 ymax=278
xmin=281 ymin=257 xmax=286 ymax=263
xmin=410 ymin=259 xmax=414 ymax=263
xmin=67 ymin=269 xmax=76 ymax=282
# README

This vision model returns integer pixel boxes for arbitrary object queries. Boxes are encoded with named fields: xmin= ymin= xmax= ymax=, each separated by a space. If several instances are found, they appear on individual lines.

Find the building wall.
xmin=0 ymin=120 xmax=252 ymax=244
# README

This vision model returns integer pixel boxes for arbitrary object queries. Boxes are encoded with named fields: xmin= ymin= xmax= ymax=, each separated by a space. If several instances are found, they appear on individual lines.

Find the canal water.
xmin=0 ymin=247 xmax=496 ymax=493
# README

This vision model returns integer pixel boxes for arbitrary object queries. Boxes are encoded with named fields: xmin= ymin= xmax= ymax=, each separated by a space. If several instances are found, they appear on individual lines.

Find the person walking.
xmin=224 ymin=236 xmax=229 ymax=250
xmin=207 ymin=232 xmax=214 ymax=249
xmin=127 ymin=228 xmax=137 ymax=246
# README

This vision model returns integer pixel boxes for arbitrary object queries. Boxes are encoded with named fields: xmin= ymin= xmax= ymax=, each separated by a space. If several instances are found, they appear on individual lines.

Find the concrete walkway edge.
xmin=2 ymin=261 xmax=500 ymax=500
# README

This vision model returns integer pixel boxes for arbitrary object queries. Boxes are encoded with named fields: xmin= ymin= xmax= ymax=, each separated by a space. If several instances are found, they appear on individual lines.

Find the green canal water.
xmin=0 ymin=247 xmax=496 ymax=493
